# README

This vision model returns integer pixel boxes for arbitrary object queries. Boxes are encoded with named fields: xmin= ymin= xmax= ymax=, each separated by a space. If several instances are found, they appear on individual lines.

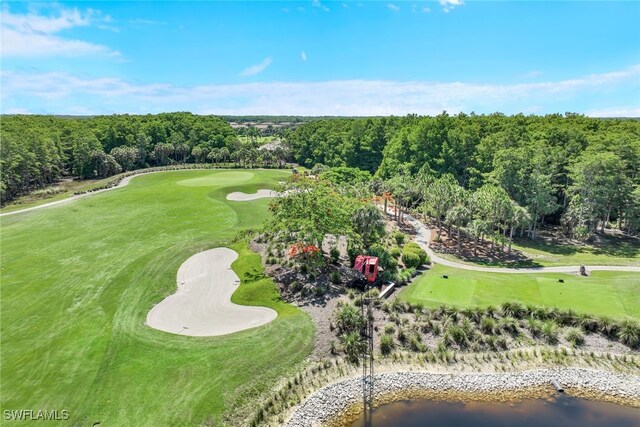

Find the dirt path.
xmin=146 ymin=247 xmax=277 ymax=337
xmin=403 ymin=213 xmax=640 ymax=274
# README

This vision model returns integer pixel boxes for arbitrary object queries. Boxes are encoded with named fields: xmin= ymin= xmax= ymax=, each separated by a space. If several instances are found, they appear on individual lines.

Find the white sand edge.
xmin=226 ymin=189 xmax=278 ymax=201
xmin=146 ymin=247 xmax=277 ymax=337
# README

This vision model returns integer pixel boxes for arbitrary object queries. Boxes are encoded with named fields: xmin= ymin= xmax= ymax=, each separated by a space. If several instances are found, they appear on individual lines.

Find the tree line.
xmin=286 ymin=113 xmax=640 ymax=238
xmin=0 ymin=113 xmax=291 ymax=203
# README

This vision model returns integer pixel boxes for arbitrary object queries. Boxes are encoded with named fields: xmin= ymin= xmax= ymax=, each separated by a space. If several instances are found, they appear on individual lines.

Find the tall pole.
xmin=361 ymin=283 xmax=374 ymax=426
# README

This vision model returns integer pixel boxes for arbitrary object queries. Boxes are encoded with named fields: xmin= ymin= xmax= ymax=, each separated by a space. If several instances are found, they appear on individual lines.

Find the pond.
xmin=347 ymin=395 xmax=640 ymax=427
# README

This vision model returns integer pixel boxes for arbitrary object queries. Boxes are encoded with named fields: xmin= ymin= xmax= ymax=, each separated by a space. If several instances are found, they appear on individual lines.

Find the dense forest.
xmin=0 ymin=113 xmax=291 ymax=202
xmin=2 ymin=112 xmax=639 ymax=237
xmin=285 ymin=113 xmax=640 ymax=238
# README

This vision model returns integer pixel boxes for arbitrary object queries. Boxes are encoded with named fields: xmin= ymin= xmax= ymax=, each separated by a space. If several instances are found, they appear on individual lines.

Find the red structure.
xmin=288 ymin=243 xmax=320 ymax=258
xmin=353 ymin=255 xmax=379 ymax=284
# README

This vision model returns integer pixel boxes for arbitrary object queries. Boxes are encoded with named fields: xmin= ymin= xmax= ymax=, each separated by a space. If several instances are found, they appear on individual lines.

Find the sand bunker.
xmin=226 ymin=189 xmax=278 ymax=201
xmin=146 ymin=247 xmax=277 ymax=337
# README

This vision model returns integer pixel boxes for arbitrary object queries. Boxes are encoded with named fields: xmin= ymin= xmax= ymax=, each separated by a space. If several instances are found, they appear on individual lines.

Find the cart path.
xmin=402 ymin=213 xmax=640 ymax=274
xmin=146 ymin=247 xmax=277 ymax=337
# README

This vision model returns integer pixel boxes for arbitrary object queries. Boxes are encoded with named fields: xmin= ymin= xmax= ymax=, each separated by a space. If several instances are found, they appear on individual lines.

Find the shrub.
xmin=404 ymin=242 xmax=421 ymax=251
xmin=401 ymin=251 xmax=421 ymax=269
xmin=389 ymin=246 xmax=402 ymax=259
xmin=397 ymin=327 xmax=407 ymax=343
xmin=498 ymin=317 xmax=519 ymax=335
xmin=445 ymin=324 xmax=469 ymax=348
xmin=480 ymin=317 xmax=498 ymax=335
xmin=330 ymin=271 xmax=341 ymax=285
xmin=402 ymin=243 xmax=429 ymax=266
xmin=599 ymin=316 xmax=619 ymax=339
xmin=526 ymin=317 xmax=543 ymax=337
xmin=368 ymin=244 xmax=395 ymax=271
xmin=330 ymin=246 xmax=340 ymax=263
xmin=335 ymin=304 xmax=364 ymax=333
xmin=409 ymin=334 xmax=426 ymax=352
xmin=384 ymin=323 xmax=395 ymax=334
xmin=340 ymin=331 xmax=364 ymax=363
xmin=501 ymin=302 xmax=528 ymax=319
xmin=618 ymin=320 xmax=640 ymax=349
xmin=380 ymin=334 xmax=395 ymax=355
xmin=394 ymin=232 xmax=406 ymax=245
xmin=541 ymin=320 xmax=559 ymax=344
xmin=576 ymin=313 xmax=598 ymax=333
xmin=385 ymin=256 xmax=398 ymax=271
xmin=289 ymin=281 xmax=302 ymax=293
xmin=565 ymin=327 xmax=585 ymax=347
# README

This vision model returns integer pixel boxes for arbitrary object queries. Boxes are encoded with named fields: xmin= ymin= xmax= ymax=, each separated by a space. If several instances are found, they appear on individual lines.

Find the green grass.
xmin=0 ymin=169 xmax=314 ymax=426
xmin=0 ymin=175 xmax=123 ymax=213
xmin=399 ymin=265 xmax=640 ymax=320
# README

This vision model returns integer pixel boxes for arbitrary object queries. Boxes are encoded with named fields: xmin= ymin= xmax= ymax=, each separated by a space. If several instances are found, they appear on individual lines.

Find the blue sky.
xmin=1 ymin=1 xmax=639 ymax=116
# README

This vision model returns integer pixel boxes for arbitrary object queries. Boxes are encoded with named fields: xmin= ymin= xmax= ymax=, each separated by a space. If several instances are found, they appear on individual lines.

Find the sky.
xmin=1 ymin=1 xmax=639 ymax=116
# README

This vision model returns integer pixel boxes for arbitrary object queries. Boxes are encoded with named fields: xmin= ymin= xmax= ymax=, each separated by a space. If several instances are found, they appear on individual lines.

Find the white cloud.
xmin=3 ymin=66 xmax=638 ymax=116
xmin=523 ymin=70 xmax=543 ymax=78
xmin=0 ymin=5 xmax=119 ymax=58
xmin=342 ymin=3 xmax=350 ymax=8
xmin=240 ymin=57 xmax=273 ymax=76
xmin=440 ymin=0 xmax=464 ymax=13
xmin=312 ymin=0 xmax=330 ymax=12
xmin=301 ymin=51 xmax=307 ymax=61
xmin=423 ymin=7 xmax=432 ymax=13
xmin=282 ymin=8 xmax=290 ymax=13
xmin=388 ymin=4 xmax=400 ymax=12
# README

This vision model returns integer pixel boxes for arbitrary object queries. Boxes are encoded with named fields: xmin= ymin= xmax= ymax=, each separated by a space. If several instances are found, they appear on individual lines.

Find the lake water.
xmin=347 ymin=395 xmax=640 ymax=427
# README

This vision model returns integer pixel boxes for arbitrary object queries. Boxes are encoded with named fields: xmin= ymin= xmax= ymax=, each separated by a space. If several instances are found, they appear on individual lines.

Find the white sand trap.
xmin=146 ymin=248 xmax=277 ymax=337
xmin=226 ymin=189 xmax=278 ymax=201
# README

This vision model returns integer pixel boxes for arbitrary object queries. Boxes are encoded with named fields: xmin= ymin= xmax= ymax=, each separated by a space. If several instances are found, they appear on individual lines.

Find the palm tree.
xmin=446 ymin=203 xmax=471 ymax=250
xmin=508 ymin=203 xmax=531 ymax=255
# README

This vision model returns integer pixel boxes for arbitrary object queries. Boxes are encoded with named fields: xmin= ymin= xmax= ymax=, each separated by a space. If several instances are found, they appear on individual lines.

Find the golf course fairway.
xmin=0 ymin=169 xmax=314 ymax=426
xmin=399 ymin=264 xmax=640 ymax=320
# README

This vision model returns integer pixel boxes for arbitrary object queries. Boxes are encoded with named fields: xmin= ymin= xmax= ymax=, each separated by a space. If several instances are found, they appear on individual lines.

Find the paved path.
xmin=402 ymin=213 xmax=640 ymax=274
xmin=146 ymin=247 xmax=277 ymax=337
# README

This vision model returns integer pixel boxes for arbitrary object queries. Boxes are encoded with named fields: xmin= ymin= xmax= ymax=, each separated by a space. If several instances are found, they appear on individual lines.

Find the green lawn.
xmin=399 ymin=265 xmax=640 ymax=320
xmin=0 ymin=169 xmax=314 ymax=426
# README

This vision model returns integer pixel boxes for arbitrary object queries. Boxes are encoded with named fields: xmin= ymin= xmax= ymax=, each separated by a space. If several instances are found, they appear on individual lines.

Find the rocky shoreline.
xmin=286 ymin=368 xmax=640 ymax=427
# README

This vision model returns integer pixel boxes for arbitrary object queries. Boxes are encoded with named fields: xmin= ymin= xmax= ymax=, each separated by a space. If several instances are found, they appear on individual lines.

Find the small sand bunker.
xmin=146 ymin=248 xmax=277 ymax=337
xmin=226 ymin=189 xmax=278 ymax=201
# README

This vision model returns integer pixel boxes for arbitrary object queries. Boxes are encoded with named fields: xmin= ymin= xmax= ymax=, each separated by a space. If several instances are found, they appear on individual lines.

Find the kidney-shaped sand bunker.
xmin=146 ymin=247 xmax=277 ymax=337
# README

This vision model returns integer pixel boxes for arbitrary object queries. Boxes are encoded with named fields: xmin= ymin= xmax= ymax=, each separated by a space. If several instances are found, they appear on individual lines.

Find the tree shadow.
xmin=513 ymin=227 xmax=640 ymax=260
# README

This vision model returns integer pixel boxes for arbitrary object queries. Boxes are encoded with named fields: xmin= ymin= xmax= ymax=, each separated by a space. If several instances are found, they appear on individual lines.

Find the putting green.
xmin=0 ymin=169 xmax=313 ymax=426
xmin=176 ymin=170 xmax=254 ymax=186
xmin=399 ymin=264 xmax=640 ymax=320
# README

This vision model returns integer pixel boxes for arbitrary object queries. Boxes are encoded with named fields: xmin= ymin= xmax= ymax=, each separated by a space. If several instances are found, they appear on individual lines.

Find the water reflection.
xmin=348 ymin=396 xmax=640 ymax=427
